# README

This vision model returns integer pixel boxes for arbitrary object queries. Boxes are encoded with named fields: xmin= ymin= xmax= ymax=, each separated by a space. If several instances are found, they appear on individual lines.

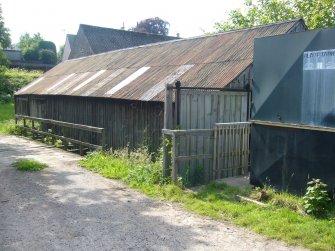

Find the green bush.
xmin=39 ymin=49 xmax=57 ymax=64
xmin=303 ymin=178 xmax=331 ymax=216
xmin=23 ymin=45 xmax=39 ymax=61
xmin=0 ymin=68 xmax=42 ymax=103
xmin=38 ymin=40 xmax=56 ymax=54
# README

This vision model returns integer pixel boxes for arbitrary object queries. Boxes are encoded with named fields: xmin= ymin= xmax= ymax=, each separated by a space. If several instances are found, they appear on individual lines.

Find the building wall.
xmin=62 ymin=37 xmax=72 ymax=62
xmin=15 ymin=95 xmax=164 ymax=152
xmin=3 ymin=50 xmax=22 ymax=61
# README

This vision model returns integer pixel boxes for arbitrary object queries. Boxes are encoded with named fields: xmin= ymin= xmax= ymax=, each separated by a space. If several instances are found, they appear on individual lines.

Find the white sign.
xmin=303 ymin=49 xmax=335 ymax=70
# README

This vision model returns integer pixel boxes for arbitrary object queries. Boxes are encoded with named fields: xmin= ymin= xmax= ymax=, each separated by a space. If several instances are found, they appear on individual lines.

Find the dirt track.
xmin=0 ymin=135 xmax=307 ymax=251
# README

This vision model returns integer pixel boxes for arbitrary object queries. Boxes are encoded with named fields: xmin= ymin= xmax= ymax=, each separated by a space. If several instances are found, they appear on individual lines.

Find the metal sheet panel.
xmin=250 ymin=124 xmax=335 ymax=194
xmin=253 ymin=26 xmax=335 ymax=127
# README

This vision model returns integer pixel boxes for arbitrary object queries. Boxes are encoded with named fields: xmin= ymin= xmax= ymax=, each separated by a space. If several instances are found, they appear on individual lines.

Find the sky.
xmin=1 ymin=0 xmax=244 ymax=50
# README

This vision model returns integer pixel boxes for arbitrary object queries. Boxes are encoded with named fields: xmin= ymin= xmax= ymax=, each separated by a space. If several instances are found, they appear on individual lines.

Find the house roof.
xmin=67 ymin=34 xmax=76 ymax=49
xmin=16 ymin=20 xmax=305 ymax=102
xmin=68 ymin=24 xmax=179 ymax=59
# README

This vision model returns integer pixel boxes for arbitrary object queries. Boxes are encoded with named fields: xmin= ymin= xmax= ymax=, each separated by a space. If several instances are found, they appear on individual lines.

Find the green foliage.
xmin=214 ymin=0 xmax=335 ymax=32
xmin=0 ymin=49 xmax=9 ymax=67
xmin=0 ymin=3 xmax=11 ymax=48
xmin=303 ymin=178 xmax=331 ymax=216
xmin=130 ymin=17 xmax=170 ymax=35
xmin=14 ymin=159 xmax=47 ymax=171
xmin=0 ymin=103 xmax=23 ymax=135
xmin=81 ymin=147 xmax=167 ymax=188
xmin=18 ymin=33 xmax=56 ymax=64
xmin=57 ymin=44 xmax=64 ymax=62
xmin=22 ymin=45 xmax=39 ymax=61
xmin=37 ymin=40 xmax=56 ymax=54
xmin=18 ymin=33 xmax=43 ymax=52
xmin=39 ymin=49 xmax=57 ymax=64
xmin=0 ymin=68 xmax=42 ymax=103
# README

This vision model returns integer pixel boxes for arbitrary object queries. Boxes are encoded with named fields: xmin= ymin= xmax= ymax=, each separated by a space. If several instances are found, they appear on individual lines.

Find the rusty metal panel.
xmin=16 ymin=20 xmax=303 ymax=102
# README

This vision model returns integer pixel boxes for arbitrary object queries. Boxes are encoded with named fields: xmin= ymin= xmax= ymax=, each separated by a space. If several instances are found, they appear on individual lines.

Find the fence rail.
xmin=162 ymin=122 xmax=250 ymax=184
xmin=15 ymin=115 xmax=105 ymax=155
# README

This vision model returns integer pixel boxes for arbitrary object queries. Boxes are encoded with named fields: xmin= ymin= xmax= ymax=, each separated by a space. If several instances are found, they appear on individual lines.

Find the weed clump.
xmin=14 ymin=159 xmax=48 ymax=171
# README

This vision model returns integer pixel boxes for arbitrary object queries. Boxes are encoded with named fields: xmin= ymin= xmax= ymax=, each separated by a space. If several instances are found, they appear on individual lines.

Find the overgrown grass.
xmin=14 ymin=159 xmax=48 ymax=171
xmin=81 ymin=150 xmax=335 ymax=251
xmin=0 ymin=102 xmax=18 ymax=134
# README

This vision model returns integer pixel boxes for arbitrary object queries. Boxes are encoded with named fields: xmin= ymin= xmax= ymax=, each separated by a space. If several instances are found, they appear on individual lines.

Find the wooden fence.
xmin=15 ymin=115 xmax=105 ymax=155
xmin=163 ymin=122 xmax=250 ymax=184
xmin=213 ymin=122 xmax=250 ymax=179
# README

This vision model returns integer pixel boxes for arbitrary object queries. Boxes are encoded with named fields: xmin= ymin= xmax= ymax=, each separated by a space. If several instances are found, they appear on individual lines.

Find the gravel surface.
xmin=0 ymin=135 xmax=307 ymax=251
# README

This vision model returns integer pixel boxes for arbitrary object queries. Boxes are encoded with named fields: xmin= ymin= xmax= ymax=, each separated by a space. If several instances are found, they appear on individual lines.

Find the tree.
xmin=214 ymin=0 xmax=335 ymax=32
xmin=130 ymin=17 xmax=170 ymax=35
xmin=39 ymin=49 xmax=57 ymax=64
xmin=57 ymin=44 xmax=64 ymax=62
xmin=38 ymin=40 xmax=56 ymax=54
xmin=0 ymin=3 xmax=11 ymax=49
xmin=18 ymin=33 xmax=43 ymax=52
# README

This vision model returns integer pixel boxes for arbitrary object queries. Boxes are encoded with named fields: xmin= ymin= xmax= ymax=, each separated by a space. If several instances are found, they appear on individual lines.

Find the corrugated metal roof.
xmin=16 ymin=20 xmax=304 ymax=102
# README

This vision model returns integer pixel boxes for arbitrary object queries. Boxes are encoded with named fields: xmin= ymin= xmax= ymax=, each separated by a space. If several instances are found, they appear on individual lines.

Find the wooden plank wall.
xmin=176 ymin=90 xmax=248 ymax=184
xmin=15 ymin=95 xmax=164 ymax=152
xmin=179 ymin=89 xmax=248 ymax=129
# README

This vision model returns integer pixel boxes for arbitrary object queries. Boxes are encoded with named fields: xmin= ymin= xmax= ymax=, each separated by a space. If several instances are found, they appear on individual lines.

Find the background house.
xmin=15 ymin=20 xmax=306 ymax=153
xmin=62 ymin=24 xmax=179 ymax=61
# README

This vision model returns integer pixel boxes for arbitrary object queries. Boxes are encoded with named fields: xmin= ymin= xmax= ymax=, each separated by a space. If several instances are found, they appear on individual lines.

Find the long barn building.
xmin=15 ymin=20 xmax=306 ymax=151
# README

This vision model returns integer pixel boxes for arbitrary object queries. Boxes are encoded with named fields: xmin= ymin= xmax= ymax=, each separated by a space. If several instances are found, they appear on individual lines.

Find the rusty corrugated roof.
xmin=16 ymin=20 xmax=304 ymax=102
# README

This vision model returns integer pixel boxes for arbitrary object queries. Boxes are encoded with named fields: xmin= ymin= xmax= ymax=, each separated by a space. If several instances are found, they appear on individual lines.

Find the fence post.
xmin=163 ymin=84 xmax=173 ymax=178
xmin=171 ymin=133 xmax=178 ymax=183
xmin=212 ymin=125 xmax=217 ymax=181
xmin=101 ymin=129 xmax=106 ymax=152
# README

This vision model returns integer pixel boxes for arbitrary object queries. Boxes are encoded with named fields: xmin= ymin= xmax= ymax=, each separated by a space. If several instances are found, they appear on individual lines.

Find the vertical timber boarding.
xmin=162 ymin=87 xmax=250 ymax=184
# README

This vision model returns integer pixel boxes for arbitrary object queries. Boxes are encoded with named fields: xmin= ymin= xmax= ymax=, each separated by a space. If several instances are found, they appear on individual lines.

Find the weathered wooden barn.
xmin=15 ymin=20 xmax=306 ymax=152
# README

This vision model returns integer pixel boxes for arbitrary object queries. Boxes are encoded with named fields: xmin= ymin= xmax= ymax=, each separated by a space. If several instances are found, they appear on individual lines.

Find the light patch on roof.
xmin=140 ymin=64 xmax=194 ymax=101
xmin=70 ymin=70 xmax=107 ymax=94
xmin=104 ymin=67 xmax=150 ymax=96
xmin=16 ymin=77 xmax=45 ymax=94
xmin=54 ymin=72 xmax=91 ymax=95
xmin=82 ymin=68 xmax=126 ymax=96
xmin=47 ymin=73 xmax=76 ymax=93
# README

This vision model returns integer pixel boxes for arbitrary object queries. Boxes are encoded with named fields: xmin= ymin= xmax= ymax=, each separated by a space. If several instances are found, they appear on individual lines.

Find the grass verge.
xmin=81 ymin=149 xmax=335 ymax=251
xmin=14 ymin=159 xmax=48 ymax=171
xmin=0 ymin=103 xmax=18 ymax=134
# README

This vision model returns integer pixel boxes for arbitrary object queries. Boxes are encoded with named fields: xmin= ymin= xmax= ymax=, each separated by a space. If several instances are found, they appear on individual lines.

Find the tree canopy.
xmin=214 ymin=0 xmax=335 ymax=32
xmin=18 ymin=33 xmax=57 ymax=64
xmin=0 ymin=3 xmax=11 ymax=49
xmin=130 ymin=17 xmax=170 ymax=35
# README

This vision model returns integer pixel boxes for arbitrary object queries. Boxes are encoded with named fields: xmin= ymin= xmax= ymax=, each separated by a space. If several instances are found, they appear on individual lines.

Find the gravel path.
xmin=0 ymin=135 xmax=307 ymax=251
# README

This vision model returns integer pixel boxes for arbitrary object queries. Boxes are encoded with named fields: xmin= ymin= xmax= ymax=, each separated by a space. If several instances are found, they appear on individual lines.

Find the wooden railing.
xmin=15 ymin=115 xmax=106 ymax=155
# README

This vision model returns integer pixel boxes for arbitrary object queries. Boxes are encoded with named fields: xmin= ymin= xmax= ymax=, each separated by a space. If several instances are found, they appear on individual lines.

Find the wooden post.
xmin=163 ymin=84 xmax=173 ymax=178
xmin=171 ymin=133 xmax=178 ymax=183
xmin=212 ymin=125 xmax=217 ymax=181
xmin=164 ymin=84 xmax=173 ymax=129
xmin=175 ymin=81 xmax=181 ymax=128
xmin=101 ymin=129 xmax=106 ymax=152
xmin=23 ymin=118 xmax=27 ymax=136
xmin=31 ymin=120 xmax=35 ymax=139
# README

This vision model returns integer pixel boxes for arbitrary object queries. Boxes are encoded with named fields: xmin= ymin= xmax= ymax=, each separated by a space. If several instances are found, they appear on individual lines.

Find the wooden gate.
xmin=213 ymin=122 xmax=250 ymax=180
xmin=162 ymin=122 xmax=250 ymax=184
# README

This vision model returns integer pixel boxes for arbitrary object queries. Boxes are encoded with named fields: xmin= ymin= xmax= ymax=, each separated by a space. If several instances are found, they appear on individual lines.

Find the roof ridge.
xmin=66 ymin=19 xmax=302 ymax=62
xmin=79 ymin=23 xmax=178 ymax=39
